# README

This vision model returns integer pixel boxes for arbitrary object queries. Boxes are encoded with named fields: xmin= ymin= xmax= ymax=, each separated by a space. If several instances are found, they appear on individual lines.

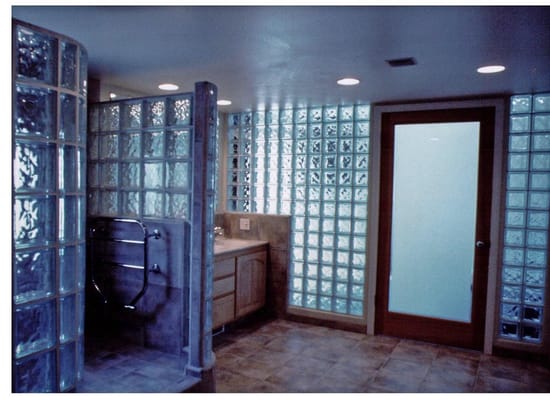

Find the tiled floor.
xmin=213 ymin=317 xmax=550 ymax=393
xmin=77 ymin=335 xmax=198 ymax=393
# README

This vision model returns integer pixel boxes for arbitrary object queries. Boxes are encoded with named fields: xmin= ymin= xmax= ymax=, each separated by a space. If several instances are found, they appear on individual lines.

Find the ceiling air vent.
xmin=386 ymin=57 xmax=417 ymax=67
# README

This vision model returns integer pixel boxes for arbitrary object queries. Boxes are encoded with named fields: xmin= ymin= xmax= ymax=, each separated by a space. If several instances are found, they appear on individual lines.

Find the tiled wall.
xmin=12 ymin=20 xmax=87 ymax=392
xmin=499 ymin=93 xmax=550 ymax=344
xmin=219 ymin=212 xmax=291 ymax=317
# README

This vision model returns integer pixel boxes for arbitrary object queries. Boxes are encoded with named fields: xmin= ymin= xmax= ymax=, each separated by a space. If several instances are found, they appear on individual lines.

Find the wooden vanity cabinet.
xmin=212 ymin=245 xmax=267 ymax=329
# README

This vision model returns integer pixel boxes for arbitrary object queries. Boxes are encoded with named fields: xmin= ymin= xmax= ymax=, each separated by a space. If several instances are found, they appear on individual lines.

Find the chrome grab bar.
xmin=88 ymin=217 xmax=161 ymax=310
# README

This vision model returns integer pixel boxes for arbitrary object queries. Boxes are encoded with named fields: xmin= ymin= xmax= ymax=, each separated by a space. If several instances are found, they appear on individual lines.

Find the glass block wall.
xmin=12 ymin=20 xmax=87 ymax=392
xmin=499 ymin=93 xmax=550 ymax=343
xmin=87 ymin=95 xmax=192 ymax=219
xmin=226 ymin=105 xmax=370 ymax=316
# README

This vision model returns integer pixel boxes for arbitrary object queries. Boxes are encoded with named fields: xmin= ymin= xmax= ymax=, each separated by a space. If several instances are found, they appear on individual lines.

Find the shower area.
xmin=12 ymin=19 xmax=218 ymax=393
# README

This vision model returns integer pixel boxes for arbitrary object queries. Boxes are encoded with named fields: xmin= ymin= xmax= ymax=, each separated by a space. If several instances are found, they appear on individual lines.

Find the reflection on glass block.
xmin=59 ymin=342 xmax=76 ymax=391
xmin=144 ymin=162 xmax=163 ymax=189
xmin=525 ymin=268 xmax=545 ymax=287
xmin=500 ymin=322 xmax=518 ymax=338
xmin=61 ymin=41 xmax=77 ymax=90
xmin=60 ymin=295 xmax=76 ymax=343
xmin=87 ymin=190 xmax=99 ymax=216
xmin=78 ymin=292 xmax=85 ymax=334
xmin=527 ymin=211 xmax=549 ymax=229
xmin=59 ymin=196 xmax=77 ymax=242
xmin=144 ymin=191 xmax=163 ymax=217
xmin=509 ymin=135 xmax=530 ymax=152
xmin=16 ymin=26 xmax=57 ymax=84
xmin=79 ymin=99 xmax=87 ymax=143
xmin=532 ymin=134 xmax=550 ymax=151
xmin=526 ymin=249 xmax=546 ymax=267
xmin=77 ymin=147 xmax=85 ymax=191
xmin=352 ymin=268 xmax=364 ymax=283
xmin=59 ymin=246 xmax=76 ymax=294
xmin=533 ymin=93 xmax=550 ymax=112
xmin=350 ymin=300 xmax=363 ymax=316
xmin=100 ymin=134 xmax=118 ymax=159
xmin=165 ymin=193 xmax=189 ymax=219
xmin=351 ymin=284 xmax=363 ymax=299
xmin=16 ymin=84 xmax=56 ymax=138
xmin=14 ymin=248 xmax=55 ymax=304
xmin=534 ymin=114 xmax=550 ymax=131
xmin=59 ymin=94 xmax=76 ymax=141
xmin=355 ymin=104 xmax=370 ymax=120
xmin=59 ymin=145 xmax=76 ymax=192
xmin=121 ymin=191 xmax=140 ymax=217
xmin=100 ymin=191 xmax=118 ymax=216
xmin=143 ymin=131 xmax=165 ymax=158
xmin=307 ymin=279 xmax=317 ymax=293
xmin=508 ymin=153 xmax=529 ymax=171
xmin=531 ymin=153 xmax=550 ymax=171
xmin=506 ymin=191 xmax=527 ymax=209
xmin=146 ymin=100 xmax=165 ymax=127
xmin=502 ymin=285 xmax=521 ymax=302
xmin=528 ymin=192 xmax=550 ymax=210
xmin=14 ymin=141 xmax=56 ymax=192
xmin=507 ymin=173 xmax=528 ymax=190
xmin=14 ymin=196 xmax=55 ymax=248
xmin=502 ymin=267 xmax=522 ymax=284
xmin=88 ymin=106 xmax=99 ymax=133
xmin=527 ymin=230 xmax=548 ymax=248
xmin=292 ymin=247 xmax=304 ymax=261
xmin=305 ymin=294 xmax=317 ymax=309
xmin=15 ymin=300 xmax=55 ymax=358
xmin=292 ymin=277 xmax=303 ymax=291
xmin=504 ymin=229 xmax=525 ymax=246
xmin=14 ymin=350 xmax=55 ymax=393
xmin=294 ymin=109 xmax=307 ymax=124
xmin=167 ymin=129 xmax=190 ymax=158
xmin=511 ymin=95 xmax=531 ymax=114
xmin=100 ymin=162 xmax=118 ymax=188
xmin=353 ymin=236 xmax=366 ymax=251
xmin=505 ymin=210 xmax=526 ymax=227
xmin=88 ymin=134 xmax=99 ymax=160
xmin=167 ymin=96 xmax=192 ymax=126
xmin=121 ymin=162 xmax=140 ymax=188
xmin=355 ymin=137 xmax=369 ymax=153
xmin=279 ymin=109 xmax=293 ymax=124
xmin=501 ymin=303 xmax=520 ymax=321
xmin=351 ymin=251 xmax=367 ymax=268
xmin=100 ymin=104 xmax=120 ymax=132
xmin=339 ymin=138 xmax=353 ymax=153
xmin=121 ymin=101 xmax=142 ymax=129
xmin=290 ymin=291 xmax=303 ymax=307
xmin=510 ymin=115 xmax=530 ymax=132
xmin=503 ymin=247 xmax=524 ymax=266
xmin=320 ymin=296 xmax=332 ymax=311
xmin=336 ymin=282 xmax=347 ymax=296
xmin=308 ymin=107 xmax=322 ymax=123
xmin=77 ymin=197 xmax=86 ymax=240
xmin=521 ymin=324 xmax=541 ymax=342
xmin=334 ymin=298 xmax=347 ymax=313
xmin=120 ymin=132 xmax=141 ymax=159
xmin=523 ymin=306 xmax=542 ymax=323
xmin=253 ymin=110 xmax=265 ymax=125
xmin=524 ymin=287 xmax=544 ymax=305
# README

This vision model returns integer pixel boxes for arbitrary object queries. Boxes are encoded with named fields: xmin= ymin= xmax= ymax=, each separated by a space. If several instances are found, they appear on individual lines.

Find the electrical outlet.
xmin=239 ymin=218 xmax=250 ymax=231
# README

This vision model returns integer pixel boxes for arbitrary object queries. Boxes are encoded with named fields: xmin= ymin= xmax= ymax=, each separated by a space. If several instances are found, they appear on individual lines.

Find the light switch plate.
xmin=239 ymin=218 xmax=250 ymax=231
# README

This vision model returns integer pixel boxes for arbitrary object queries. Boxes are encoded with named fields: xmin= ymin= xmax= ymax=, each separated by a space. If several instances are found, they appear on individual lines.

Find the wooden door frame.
xmin=365 ymin=99 xmax=507 ymax=354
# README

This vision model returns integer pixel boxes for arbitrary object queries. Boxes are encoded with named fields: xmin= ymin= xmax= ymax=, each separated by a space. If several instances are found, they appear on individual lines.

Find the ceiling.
xmin=12 ymin=5 xmax=550 ymax=112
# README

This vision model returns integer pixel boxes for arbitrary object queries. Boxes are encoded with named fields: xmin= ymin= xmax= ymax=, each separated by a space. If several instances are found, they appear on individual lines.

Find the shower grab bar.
xmin=88 ymin=217 xmax=161 ymax=310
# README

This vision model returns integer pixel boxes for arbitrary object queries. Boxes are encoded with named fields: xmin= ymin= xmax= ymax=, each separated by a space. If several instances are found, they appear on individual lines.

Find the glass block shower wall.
xmin=87 ymin=95 xmax=192 ymax=219
xmin=499 ymin=93 xmax=550 ymax=344
xmin=226 ymin=105 xmax=370 ymax=316
xmin=12 ymin=20 xmax=87 ymax=392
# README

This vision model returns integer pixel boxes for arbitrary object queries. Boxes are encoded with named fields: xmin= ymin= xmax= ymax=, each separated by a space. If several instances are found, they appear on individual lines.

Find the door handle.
xmin=476 ymin=240 xmax=489 ymax=248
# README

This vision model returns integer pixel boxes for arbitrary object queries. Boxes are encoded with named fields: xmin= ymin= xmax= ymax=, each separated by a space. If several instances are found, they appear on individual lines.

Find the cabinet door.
xmin=236 ymin=251 xmax=266 ymax=318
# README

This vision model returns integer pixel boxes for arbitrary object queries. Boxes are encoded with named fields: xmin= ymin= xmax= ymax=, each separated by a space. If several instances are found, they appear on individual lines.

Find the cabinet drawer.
xmin=213 ymin=275 xmax=235 ymax=298
xmin=214 ymin=258 xmax=235 ymax=279
xmin=213 ymin=295 xmax=235 ymax=329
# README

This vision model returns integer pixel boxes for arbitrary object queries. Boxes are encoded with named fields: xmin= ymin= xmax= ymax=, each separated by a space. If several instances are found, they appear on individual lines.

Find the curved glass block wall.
xmin=12 ymin=20 xmax=87 ymax=392
xmin=226 ymin=105 xmax=370 ymax=317
xmin=499 ymin=93 xmax=550 ymax=344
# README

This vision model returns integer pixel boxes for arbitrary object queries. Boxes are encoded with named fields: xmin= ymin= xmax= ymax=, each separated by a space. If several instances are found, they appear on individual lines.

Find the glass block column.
xmin=87 ymin=94 xmax=193 ymax=220
xmin=226 ymin=104 xmax=370 ymax=317
xmin=499 ymin=93 xmax=550 ymax=343
xmin=12 ymin=20 xmax=87 ymax=392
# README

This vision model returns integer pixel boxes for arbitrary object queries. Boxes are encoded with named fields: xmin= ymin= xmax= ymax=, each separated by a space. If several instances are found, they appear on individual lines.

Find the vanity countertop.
xmin=213 ymin=238 xmax=269 ymax=258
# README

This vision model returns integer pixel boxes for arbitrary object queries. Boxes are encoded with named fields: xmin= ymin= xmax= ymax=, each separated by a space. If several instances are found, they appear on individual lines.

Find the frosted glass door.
xmin=388 ymin=122 xmax=480 ymax=323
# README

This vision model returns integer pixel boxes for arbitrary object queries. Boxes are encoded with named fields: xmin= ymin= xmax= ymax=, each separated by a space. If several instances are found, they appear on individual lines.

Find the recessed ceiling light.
xmin=477 ymin=65 xmax=506 ymax=74
xmin=217 ymin=99 xmax=232 ymax=106
xmin=158 ymin=83 xmax=179 ymax=91
xmin=337 ymin=78 xmax=360 ymax=86
xmin=109 ymin=92 xmax=117 ymax=100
